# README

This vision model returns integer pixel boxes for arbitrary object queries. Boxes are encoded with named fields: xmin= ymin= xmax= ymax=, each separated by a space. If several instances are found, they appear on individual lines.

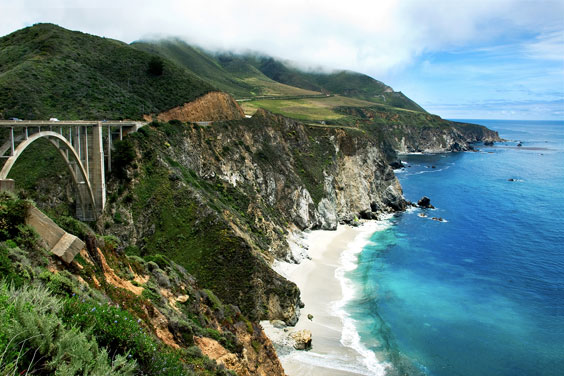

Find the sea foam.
xmin=333 ymin=218 xmax=394 ymax=376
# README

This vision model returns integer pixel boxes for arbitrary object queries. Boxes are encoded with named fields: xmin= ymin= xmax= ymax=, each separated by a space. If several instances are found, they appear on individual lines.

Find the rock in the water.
xmin=484 ymin=140 xmax=494 ymax=146
xmin=307 ymin=314 xmax=314 ymax=321
xmin=417 ymin=196 xmax=435 ymax=209
xmin=291 ymin=329 xmax=312 ymax=350
xmin=389 ymin=160 xmax=405 ymax=169
xmin=517 ymin=142 xmax=523 ymax=147
xmin=449 ymin=142 xmax=463 ymax=152
xmin=431 ymin=217 xmax=445 ymax=222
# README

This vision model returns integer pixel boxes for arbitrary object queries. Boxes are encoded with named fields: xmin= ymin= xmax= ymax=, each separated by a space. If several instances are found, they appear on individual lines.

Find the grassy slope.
xmin=247 ymin=57 xmax=426 ymax=112
xmin=0 ymin=24 xmax=214 ymax=120
xmin=240 ymin=95 xmax=421 ymax=122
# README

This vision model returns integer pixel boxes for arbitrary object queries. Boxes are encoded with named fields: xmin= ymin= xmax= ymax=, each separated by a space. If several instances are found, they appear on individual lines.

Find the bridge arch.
xmin=0 ymin=131 xmax=96 ymax=219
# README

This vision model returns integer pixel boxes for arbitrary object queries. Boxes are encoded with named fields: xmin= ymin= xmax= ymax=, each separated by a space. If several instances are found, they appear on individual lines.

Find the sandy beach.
xmin=262 ymin=222 xmax=391 ymax=376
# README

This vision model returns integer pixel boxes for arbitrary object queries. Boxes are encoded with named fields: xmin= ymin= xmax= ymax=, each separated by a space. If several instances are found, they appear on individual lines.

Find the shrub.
xmin=148 ymin=56 xmax=164 ymax=76
xmin=54 ymin=215 xmax=95 ymax=240
xmin=0 ymin=282 xmax=137 ymax=375
xmin=62 ymin=296 xmax=187 ymax=375
xmin=112 ymin=139 xmax=137 ymax=179
xmin=0 ymin=244 xmax=24 ymax=287
xmin=144 ymin=253 xmax=172 ymax=269
xmin=39 ymin=269 xmax=79 ymax=297
xmin=0 ymin=192 xmax=30 ymax=241
xmin=100 ymin=235 xmax=120 ymax=252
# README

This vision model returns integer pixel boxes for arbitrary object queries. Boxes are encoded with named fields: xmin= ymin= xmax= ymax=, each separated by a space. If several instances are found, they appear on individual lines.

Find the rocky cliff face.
xmin=103 ymin=108 xmax=408 ymax=327
xmin=389 ymin=121 xmax=501 ymax=153
xmin=151 ymin=91 xmax=245 ymax=123
xmin=338 ymin=106 xmax=501 ymax=153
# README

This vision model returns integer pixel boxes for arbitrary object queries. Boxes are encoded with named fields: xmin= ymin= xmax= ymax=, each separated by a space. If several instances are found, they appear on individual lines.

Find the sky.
xmin=1 ymin=0 xmax=563 ymax=120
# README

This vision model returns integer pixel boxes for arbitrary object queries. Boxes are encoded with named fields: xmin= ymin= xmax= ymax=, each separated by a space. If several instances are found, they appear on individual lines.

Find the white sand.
xmin=263 ymin=222 xmax=392 ymax=376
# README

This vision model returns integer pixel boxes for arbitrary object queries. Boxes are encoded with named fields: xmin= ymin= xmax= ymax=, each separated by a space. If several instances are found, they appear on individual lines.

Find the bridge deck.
xmin=0 ymin=120 xmax=145 ymax=128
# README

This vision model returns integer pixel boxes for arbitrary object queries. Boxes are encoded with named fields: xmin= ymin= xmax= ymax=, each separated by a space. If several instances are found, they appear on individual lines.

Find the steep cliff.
xmin=102 ymin=110 xmax=407 ymax=327
xmin=338 ymin=106 xmax=501 ymax=153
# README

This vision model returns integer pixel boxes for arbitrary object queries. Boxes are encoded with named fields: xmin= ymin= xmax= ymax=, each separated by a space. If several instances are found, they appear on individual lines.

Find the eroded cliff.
xmin=102 ymin=109 xmax=408 ymax=328
xmin=151 ymin=91 xmax=245 ymax=123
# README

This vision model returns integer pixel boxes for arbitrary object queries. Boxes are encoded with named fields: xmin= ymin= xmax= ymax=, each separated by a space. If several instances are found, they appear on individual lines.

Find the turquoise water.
xmin=347 ymin=120 xmax=564 ymax=376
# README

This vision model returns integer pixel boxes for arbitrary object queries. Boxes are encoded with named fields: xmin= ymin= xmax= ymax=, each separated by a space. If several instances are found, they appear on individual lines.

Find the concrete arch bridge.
xmin=0 ymin=120 xmax=143 ymax=221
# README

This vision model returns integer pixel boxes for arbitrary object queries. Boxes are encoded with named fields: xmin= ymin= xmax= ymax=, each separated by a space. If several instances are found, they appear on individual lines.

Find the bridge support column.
xmin=89 ymin=123 xmax=106 ymax=215
xmin=0 ymin=179 xmax=15 ymax=193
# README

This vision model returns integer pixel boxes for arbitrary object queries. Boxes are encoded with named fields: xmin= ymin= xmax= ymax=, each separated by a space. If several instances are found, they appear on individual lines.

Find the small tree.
xmin=147 ymin=56 xmax=164 ymax=76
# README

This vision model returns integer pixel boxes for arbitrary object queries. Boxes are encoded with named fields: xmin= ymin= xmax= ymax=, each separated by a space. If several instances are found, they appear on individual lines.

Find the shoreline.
xmin=262 ymin=221 xmax=392 ymax=376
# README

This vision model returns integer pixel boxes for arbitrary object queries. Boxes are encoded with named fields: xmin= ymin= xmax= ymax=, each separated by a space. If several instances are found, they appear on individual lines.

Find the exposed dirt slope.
xmin=154 ymin=91 xmax=245 ymax=122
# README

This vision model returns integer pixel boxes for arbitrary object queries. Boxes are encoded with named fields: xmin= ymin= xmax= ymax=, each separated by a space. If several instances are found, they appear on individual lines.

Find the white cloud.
xmin=523 ymin=31 xmax=564 ymax=61
xmin=1 ymin=0 xmax=562 ymax=76
xmin=1 ymin=0 xmax=563 ymax=119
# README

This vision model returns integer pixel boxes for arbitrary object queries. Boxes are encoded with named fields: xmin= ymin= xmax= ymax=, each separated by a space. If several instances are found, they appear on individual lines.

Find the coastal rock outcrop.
xmin=336 ymin=106 xmax=501 ymax=153
xmin=418 ymin=196 xmax=435 ymax=209
xmin=290 ymin=329 xmax=312 ymax=350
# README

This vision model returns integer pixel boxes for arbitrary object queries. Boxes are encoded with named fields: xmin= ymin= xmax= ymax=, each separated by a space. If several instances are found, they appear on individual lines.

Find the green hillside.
xmin=132 ymin=39 xmax=425 ymax=112
xmin=133 ymin=40 xmax=320 ymax=98
xmin=251 ymin=61 xmax=426 ymax=112
xmin=0 ymin=24 xmax=214 ymax=120
xmin=132 ymin=39 xmax=254 ymax=97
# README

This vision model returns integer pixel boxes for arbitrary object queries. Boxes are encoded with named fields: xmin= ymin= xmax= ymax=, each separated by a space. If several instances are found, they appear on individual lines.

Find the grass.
xmin=240 ymin=95 xmax=402 ymax=121
xmin=239 ymin=77 xmax=320 ymax=97
xmin=242 ymin=97 xmax=344 ymax=120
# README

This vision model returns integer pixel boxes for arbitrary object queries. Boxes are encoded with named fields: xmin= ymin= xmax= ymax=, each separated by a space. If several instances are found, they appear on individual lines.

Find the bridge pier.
xmin=0 ymin=179 xmax=15 ymax=193
xmin=89 ymin=122 xmax=106 ymax=215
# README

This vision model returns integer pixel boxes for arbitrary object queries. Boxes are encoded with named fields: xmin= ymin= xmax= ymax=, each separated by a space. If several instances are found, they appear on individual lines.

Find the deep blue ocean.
xmin=347 ymin=120 xmax=564 ymax=376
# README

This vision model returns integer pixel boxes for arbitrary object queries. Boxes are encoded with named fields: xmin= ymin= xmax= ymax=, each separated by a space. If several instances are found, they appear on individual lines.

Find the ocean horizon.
xmin=342 ymin=119 xmax=564 ymax=375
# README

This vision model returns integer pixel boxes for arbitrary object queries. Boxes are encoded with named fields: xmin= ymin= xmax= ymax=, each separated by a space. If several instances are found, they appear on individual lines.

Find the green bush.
xmin=39 ymin=269 xmax=79 ymax=297
xmin=0 ymin=192 xmax=30 ymax=241
xmin=100 ymin=235 xmax=120 ymax=251
xmin=144 ymin=253 xmax=172 ymax=269
xmin=0 ymin=282 xmax=137 ymax=375
xmin=148 ymin=56 xmax=164 ymax=76
xmin=0 ymin=244 xmax=24 ymax=287
xmin=62 ymin=296 xmax=187 ymax=375
xmin=54 ymin=215 xmax=95 ymax=240
xmin=112 ymin=139 xmax=137 ymax=179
